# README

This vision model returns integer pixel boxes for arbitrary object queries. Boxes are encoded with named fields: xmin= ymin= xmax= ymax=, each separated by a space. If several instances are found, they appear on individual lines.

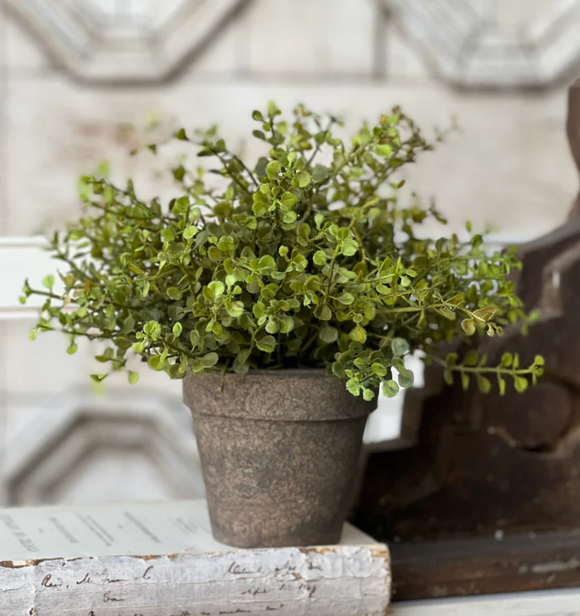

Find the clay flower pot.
xmin=183 ymin=369 xmax=376 ymax=548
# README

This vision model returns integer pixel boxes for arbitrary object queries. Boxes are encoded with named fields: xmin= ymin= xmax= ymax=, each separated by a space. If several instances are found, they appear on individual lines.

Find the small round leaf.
xmin=383 ymin=380 xmax=400 ymax=398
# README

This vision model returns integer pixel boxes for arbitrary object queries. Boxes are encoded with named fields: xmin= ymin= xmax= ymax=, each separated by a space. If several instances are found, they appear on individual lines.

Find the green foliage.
xmin=22 ymin=102 xmax=543 ymax=399
xmin=443 ymin=351 xmax=543 ymax=395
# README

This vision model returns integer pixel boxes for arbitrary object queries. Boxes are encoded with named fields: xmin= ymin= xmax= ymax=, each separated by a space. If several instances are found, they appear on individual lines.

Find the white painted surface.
xmin=0 ymin=499 xmax=391 ymax=616
xmin=393 ymin=587 xmax=580 ymax=616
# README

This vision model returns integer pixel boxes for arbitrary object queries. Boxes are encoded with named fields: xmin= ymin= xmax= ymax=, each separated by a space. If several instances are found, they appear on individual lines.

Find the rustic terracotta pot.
xmin=183 ymin=369 xmax=376 ymax=548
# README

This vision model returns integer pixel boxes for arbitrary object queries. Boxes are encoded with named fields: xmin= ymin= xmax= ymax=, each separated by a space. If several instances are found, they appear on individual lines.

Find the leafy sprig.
xmin=441 ymin=351 xmax=544 ymax=395
xmin=22 ymin=102 xmax=542 ymax=398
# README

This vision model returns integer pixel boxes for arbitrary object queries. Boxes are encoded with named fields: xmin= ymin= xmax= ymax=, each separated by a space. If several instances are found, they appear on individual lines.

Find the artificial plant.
xmin=22 ymin=102 xmax=543 ymax=400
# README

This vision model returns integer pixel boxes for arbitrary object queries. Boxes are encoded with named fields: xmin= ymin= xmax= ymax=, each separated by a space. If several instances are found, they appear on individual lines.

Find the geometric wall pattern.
xmin=4 ymin=0 xmax=248 ymax=82
xmin=385 ymin=0 xmax=580 ymax=88
xmin=2 ymin=386 xmax=204 ymax=505
xmin=6 ymin=0 xmax=580 ymax=86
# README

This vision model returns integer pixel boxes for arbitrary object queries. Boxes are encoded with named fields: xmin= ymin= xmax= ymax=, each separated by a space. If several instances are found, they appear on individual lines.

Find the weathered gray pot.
xmin=183 ymin=369 xmax=376 ymax=548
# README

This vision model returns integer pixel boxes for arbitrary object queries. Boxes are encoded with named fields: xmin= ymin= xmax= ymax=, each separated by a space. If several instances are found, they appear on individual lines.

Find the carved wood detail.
xmin=356 ymin=78 xmax=580 ymax=600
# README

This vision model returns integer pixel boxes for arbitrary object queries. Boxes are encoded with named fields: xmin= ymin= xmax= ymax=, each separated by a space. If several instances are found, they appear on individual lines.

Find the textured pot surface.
xmin=183 ymin=369 xmax=376 ymax=548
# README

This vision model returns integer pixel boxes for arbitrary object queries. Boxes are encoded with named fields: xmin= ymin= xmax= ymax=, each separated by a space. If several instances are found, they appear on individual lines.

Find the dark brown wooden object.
xmin=356 ymin=80 xmax=580 ymax=601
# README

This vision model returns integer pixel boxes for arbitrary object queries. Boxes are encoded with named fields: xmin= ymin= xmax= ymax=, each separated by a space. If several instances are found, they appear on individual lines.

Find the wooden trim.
xmin=390 ymin=530 xmax=580 ymax=602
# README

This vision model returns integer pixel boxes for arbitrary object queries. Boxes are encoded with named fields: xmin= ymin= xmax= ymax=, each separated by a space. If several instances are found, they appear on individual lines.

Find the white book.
xmin=0 ymin=499 xmax=390 ymax=616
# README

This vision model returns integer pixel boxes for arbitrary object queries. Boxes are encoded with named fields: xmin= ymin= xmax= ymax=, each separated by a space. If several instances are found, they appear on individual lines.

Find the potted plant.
xmin=22 ymin=102 xmax=543 ymax=548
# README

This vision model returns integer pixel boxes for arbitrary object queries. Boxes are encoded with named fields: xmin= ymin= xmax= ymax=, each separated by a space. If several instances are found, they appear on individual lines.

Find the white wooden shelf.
xmin=394 ymin=587 xmax=580 ymax=616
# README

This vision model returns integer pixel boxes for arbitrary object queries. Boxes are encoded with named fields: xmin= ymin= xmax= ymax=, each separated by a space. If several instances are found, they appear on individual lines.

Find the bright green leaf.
xmin=319 ymin=325 xmax=339 ymax=344
xmin=350 ymin=326 xmax=367 ymax=343
xmin=477 ymin=374 xmax=492 ymax=393
xmin=280 ymin=191 xmax=297 ymax=208
xmin=295 ymin=170 xmax=311 ymax=188
xmin=183 ymin=226 xmax=198 ymax=240
xmin=256 ymin=335 xmax=276 ymax=353
xmin=42 ymin=275 xmax=55 ymax=291
xmin=315 ymin=304 xmax=332 ymax=321
xmin=461 ymin=319 xmax=476 ymax=336
xmin=383 ymin=380 xmax=399 ymax=398
xmin=336 ymin=292 xmax=355 ymax=305
xmin=464 ymin=350 xmax=478 ymax=366
xmin=391 ymin=338 xmax=409 ymax=357
xmin=398 ymin=369 xmax=414 ymax=388
xmin=363 ymin=388 xmax=375 ymax=401
xmin=167 ymin=287 xmax=182 ymax=300
xmin=514 ymin=376 xmax=529 ymax=393
xmin=266 ymin=160 xmax=282 ymax=179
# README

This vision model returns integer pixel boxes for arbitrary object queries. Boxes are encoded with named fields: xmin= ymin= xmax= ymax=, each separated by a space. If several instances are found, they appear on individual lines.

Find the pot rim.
xmin=183 ymin=367 xmax=377 ymax=421
xmin=188 ymin=367 xmax=332 ymax=379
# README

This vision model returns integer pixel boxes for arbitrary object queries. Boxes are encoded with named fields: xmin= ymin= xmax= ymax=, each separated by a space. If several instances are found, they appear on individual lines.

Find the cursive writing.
xmin=76 ymin=573 xmax=92 ymax=585
xmin=98 ymin=568 xmax=125 ymax=583
xmin=102 ymin=590 xmax=124 ymax=603
xmin=241 ymin=586 xmax=272 ymax=597
xmin=275 ymin=561 xmax=296 ymax=575
xmin=76 ymin=568 xmax=125 ymax=586
xmin=226 ymin=561 xmax=262 ymax=576
xmin=41 ymin=574 xmax=63 ymax=588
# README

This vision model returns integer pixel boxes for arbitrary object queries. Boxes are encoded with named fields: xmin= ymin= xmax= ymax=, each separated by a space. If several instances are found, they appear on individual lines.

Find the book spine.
xmin=1 ymin=545 xmax=390 ymax=616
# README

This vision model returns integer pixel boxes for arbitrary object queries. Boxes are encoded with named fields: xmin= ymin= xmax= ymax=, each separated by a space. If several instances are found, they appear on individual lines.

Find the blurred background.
xmin=0 ymin=0 xmax=578 ymax=507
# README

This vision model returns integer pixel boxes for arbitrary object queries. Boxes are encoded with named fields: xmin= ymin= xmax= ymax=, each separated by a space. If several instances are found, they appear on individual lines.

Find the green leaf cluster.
xmin=22 ymin=103 xmax=543 ymax=398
